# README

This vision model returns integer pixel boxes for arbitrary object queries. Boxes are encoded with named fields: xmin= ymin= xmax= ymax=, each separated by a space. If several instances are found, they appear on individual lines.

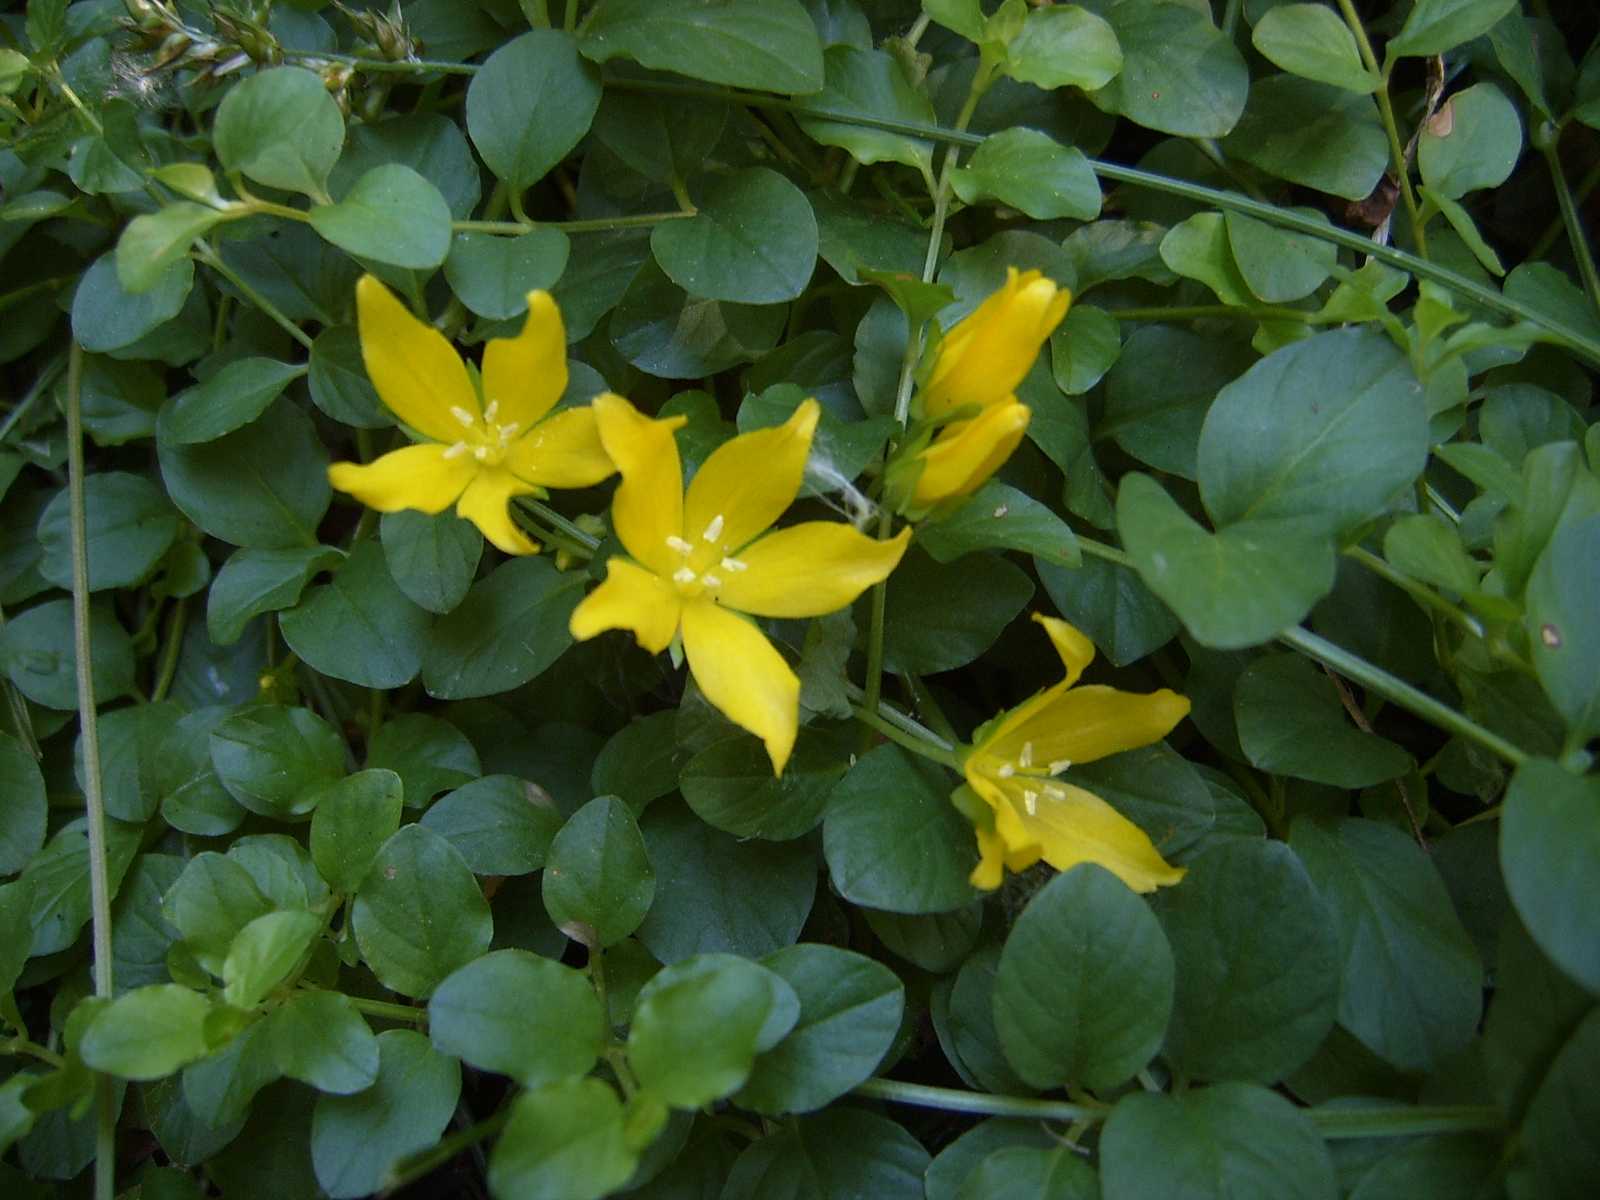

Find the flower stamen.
xmin=443 ymin=441 xmax=469 ymax=460
xmin=1023 ymin=789 xmax=1039 ymax=816
xmin=701 ymin=573 xmax=723 ymax=589
xmin=1048 ymin=759 xmax=1072 ymax=775
xmin=483 ymin=400 xmax=499 ymax=423
xmin=996 ymin=763 xmax=1016 ymax=779
xmin=450 ymin=405 xmax=476 ymax=428
xmin=720 ymin=557 xmax=748 ymax=572
xmin=672 ymin=567 xmax=697 ymax=585
xmin=666 ymin=535 xmax=694 ymax=555
xmin=703 ymin=513 xmax=725 ymax=542
xmin=1019 ymin=741 xmax=1034 ymax=768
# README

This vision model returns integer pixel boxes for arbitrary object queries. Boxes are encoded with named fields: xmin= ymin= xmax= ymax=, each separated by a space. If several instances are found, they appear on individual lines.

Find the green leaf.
xmin=1118 ymin=473 xmax=1336 ymax=650
xmin=879 ymin=547 xmax=1034 ymax=675
xmin=267 ymin=991 xmax=379 ymax=1095
xmin=592 ymin=713 xmax=686 ymax=814
xmin=307 ymin=165 xmax=452 ymax=270
xmin=1389 ymin=0 xmax=1519 ymax=58
xmin=1221 ymin=75 xmax=1388 ymax=201
xmin=311 ymin=1029 xmax=460 ymax=1200
xmin=1049 ymin=304 xmax=1121 ymax=397
xmin=1088 ymin=0 xmax=1248 ymax=137
xmin=611 ymin=259 xmax=787 ymax=378
xmin=209 ymin=706 xmax=344 ymax=820
xmin=1154 ymin=840 xmax=1339 ymax=1083
xmin=956 ymin=1146 xmax=1099 ymax=1200
xmin=308 ymin=326 xmax=389 ymax=428
xmin=679 ymin=726 xmax=845 ymax=840
xmin=950 ymin=127 xmax=1101 ymax=221
xmin=213 ymin=66 xmax=345 ymax=198
xmin=1225 ymin=211 xmax=1338 ymax=303
xmin=593 ymin=89 xmax=728 ymax=187
xmin=1418 ymin=83 xmax=1523 ymax=200
xmin=72 ymin=252 xmax=193 ymax=353
xmin=722 ymin=1108 xmax=928 ymax=1200
xmin=159 ymin=358 xmax=307 ymax=446
xmin=1199 ymin=329 xmax=1427 ymax=535
xmin=380 ymin=510 xmax=481 ymax=616
xmin=652 ymin=168 xmax=818 ymax=305
xmin=1383 ymin=514 xmax=1481 ymax=595
xmin=421 ymin=774 xmax=562 ymax=875
xmin=1100 ymin=1083 xmax=1336 ymax=1200
xmin=429 ymin=949 xmax=604 ymax=1086
xmin=0 ymin=731 xmax=46 ymax=875
xmin=823 ymin=744 xmax=978 ymax=914
xmin=938 ymin=946 xmax=1039 ymax=1096
xmin=542 ymin=796 xmax=655 ymax=948
xmin=466 ymin=30 xmax=601 ymax=191
xmin=421 ymin=557 xmax=583 ymax=699
xmin=923 ymin=0 xmax=984 ymax=40
xmin=1007 ymin=5 xmax=1122 ymax=91
xmin=1289 ymin=817 xmax=1482 ymax=1071
xmin=1519 ymin=1006 xmax=1600 ymax=1198
xmin=627 ymin=953 xmax=800 ymax=1108
xmin=1501 ymin=759 xmax=1600 ymax=995
xmin=444 ymin=229 xmax=570 ymax=321
xmin=813 ymin=192 xmax=928 ymax=286
xmin=37 ymin=472 xmax=178 ymax=593
xmin=1251 ymin=4 xmax=1375 ymax=93
xmin=180 ymin=1021 xmax=280 ymax=1128
xmin=162 ymin=851 xmax=272 ymax=974
xmin=738 ymin=944 xmax=904 ymax=1115
xmin=1 ymin=598 xmax=136 ymax=711
xmin=917 ymin=482 xmax=1080 ymax=567
xmin=1526 ymin=516 xmax=1600 ymax=742
xmin=580 ymin=0 xmax=824 ymax=95
xmin=1160 ymin=212 xmax=1254 ymax=306
xmin=993 ymin=865 xmax=1174 ymax=1090
xmin=1235 ymin=654 xmax=1413 ymax=787
xmin=80 ymin=985 xmax=212 ymax=1081
xmin=351 ymin=824 xmax=492 ymax=998
xmin=1036 ymin=554 xmax=1178 ymax=669
xmin=206 ymin=546 xmax=343 ymax=647
xmin=365 ymin=713 xmax=479 ymax=809
xmin=636 ymin=799 xmax=816 ymax=962
xmin=488 ymin=1078 xmax=637 ymax=1200
xmin=280 ymin=539 xmax=431 ymax=689
xmin=310 ymin=769 xmax=403 ymax=894
xmin=793 ymin=46 xmax=937 ymax=177
xmin=116 ymin=203 xmax=228 ymax=294
xmin=222 ymin=910 xmax=321 ymax=1010
xmin=158 ymin=400 xmax=331 ymax=550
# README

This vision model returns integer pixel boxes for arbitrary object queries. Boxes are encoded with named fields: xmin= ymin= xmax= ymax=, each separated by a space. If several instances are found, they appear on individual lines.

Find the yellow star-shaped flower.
xmin=570 ymin=395 xmax=911 ymax=775
xmin=327 ymin=275 xmax=615 ymax=555
xmin=960 ymin=614 xmax=1191 ymax=893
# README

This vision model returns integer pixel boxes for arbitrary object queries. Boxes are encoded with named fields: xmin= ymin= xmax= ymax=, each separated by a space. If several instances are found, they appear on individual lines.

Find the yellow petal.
xmin=680 ymin=598 xmax=800 ymax=775
xmin=922 ymin=268 xmax=1071 ymax=418
xmin=505 ymin=406 xmax=615 ymax=489
xmin=977 ymin=613 xmax=1097 ymax=750
xmin=716 ymin=524 xmax=911 ymax=618
xmin=327 ymin=443 xmax=476 ymax=514
xmin=970 ymin=824 xmax=1008 ymax=890
xmin=994 ymin=684 xmax=1190 ymax=768
xmin=356 ymin=275 xmax=478 ymax=443
xmin=455 ymin=468 xmax=540 ymax=555
xmin=683 ymin=400 xmax=818 ymax=554
xmin=569 ymin=557 xmax=683 ymax=654
xmin=909 ymin=402 xmax=1031 ymax=508
xmin=481 ymin=291 xmax=567 ymax=431
xmin=593 ymin=393 xmax=686 ymax=575
xmin=993 ymin=781 xmax=1185 ymax=893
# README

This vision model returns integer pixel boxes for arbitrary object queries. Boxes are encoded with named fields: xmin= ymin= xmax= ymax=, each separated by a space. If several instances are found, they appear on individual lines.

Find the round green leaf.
xmin=611 ymin=258 xmax=787 ymax=378
xmin=444 ymin=229 xmax=571 ymax=320
xmin=1251 ymin=4 xmax=1375 ymax=93
xmin=936 ymin=945 xmax=1036 ymax=1095
xmin=1007 ymin=5 xmax=1122 ymax=91
xmin=365 ymin=712 xmax=479 ymax=808
xmin=310 ymin=769 xmax=404 ymax=894
xmin=722 ymin=1108 xmax=927 ymax=1200
xmin=627 ymin=953 xmax=800 ymax=1108
xmin=161 ymin=851 xmax=272 ymax=973
xmin=579 ymin=0 xmax=824 ymax=95
xmin=268 ymin=990 xmax=380 ymax=1096
xmin=1389 ymin=0 xmax=1519 ymax=58
xmin=80 ymin=985 xmax=212 ymax=1080
xmin=213 ymin=66 xmax=344 ymax=198
xmin=993 ymin=865 xmax=1175 ymax=1091
xmin=37 ymin=472 xmax=179 ymax=592
xmin=1501 ymin=759 xmax=1600 ymax=995
xmin=430 ymin=949 xmax=604 ymax=1086
xmin=680 ymin=730 xmax=845 ymax=840
xmin=488 ymin=1077 xmax=637 ymax=1200
xmin=1088 ymin=1 xmax=1247 ymax=137
xmin=380 ymin=510 xmax=482 ymax=615
xmin=593 ymin=90 xmax=728 ymax=187
xmin=421 ymin=557 xmax=584 ymax=699
xmin=542 ymin=796 xmax=655 ymax=948
xmin=71 ymin=252 xmax=194 ymax=353
xmin=1050 ymin=304 xmax=1122 ymax=397
xmin=1154 ymin=840 xmax=1340 ymax=1083
xmin=158 ymin=358 xmax=307 ymax=446
xmin=209 ymin=705 xmax=344 ymax=820
xmin=352 ymin=824 xmax=492 ymax=998
xmin=1520 ymin=1007 xmax=1600 ymax=1198
xmin=116 ymin=202 xmax=227 ymax=294
xmin=206 ymin=546 xmax=343 ymax=647
xmin=466 ymin=30 xmax=601 ymax=191
xmin=950 ymin=128 xmax=1101 ymax=221
xmin=311 ymin=1029 xmax=460 ymax=1200
xmin=1100 ymin=1083 xmax=1336 ymax=1200
xmin=879 ymin=547 xmax=1034 ymax=676
xmin=793 ymin=46 xmax=936 ymax=176
xmin=0 ymin=597 xmax=136 ymax=711
xmin=0 ymin=730 xmax=47 ymax=875
xmin=421 ymin=774 xmax=563 ymax=876
xmin=1224 ymin=210 xmax=1338 ymax=304
xmin=328 ymin=110 xmax=481 ymax=220
xmin=823 ymin=744 xmax=978 ymax=915
xmin=1221 ymin=75 xmax=1388 ymax=201
xmin=308 ymin=326 xmax=389 ymax=428
xmin=279 ymin=539 xmax=431 ymax=689
xmin=652 ymin=168 xmax=818 ymax=304
xmin=1418 ymin=83 xmax=1522 ymax=200
xmin=863 ymin=905 xmax=983 ymax=974
xmin=222 ymin=910 xmax=322 ymax=1010
xmin=591 ymin=712 xmax=686 ymax=814
xmin=1526 ymin=516 xmax=1600 ymax=743
xmin=308 ymin=164 xmax=452 ymax=270
xmin=956 ymin=1146 xmax=1099 ymax=1200
xmin=1035 ymin=554 xmax=1178 ymax=669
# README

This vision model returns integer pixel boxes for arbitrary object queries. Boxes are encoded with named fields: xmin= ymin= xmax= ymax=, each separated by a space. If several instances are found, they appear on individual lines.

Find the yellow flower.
xmin=960 ymin=614 xmax=1191 ymax=893
xmin=569 ymin=395 xmax=911 ymax=775
xmin=890 ymin=267 xmax=1071 ymax=513
xmin=327 ymin=275 xmax=615 ymax=555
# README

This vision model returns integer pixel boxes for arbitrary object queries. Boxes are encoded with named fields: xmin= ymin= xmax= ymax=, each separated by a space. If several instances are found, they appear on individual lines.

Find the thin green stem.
xmin=851 ymin=705 xmax=961 ymax=769
xmin=339 ymin=994 xmax=428 ymax=1025
xmin=842 ymin=682 xmax=957 ymax=753
xmin=1307 ymin=1103 xmax=1502 ymax=1139
xmin=1077 ymin=536 xmax=1132 ymax=569
xmin=0 ymin=355 xmax=64 ymax=444
xmin=860 ymin=580 xmax=891 ymax=721
xmin=67 ymin=342 xmax=117 ymax=1200
xmin=1541 ymin=138 xmax=1600 ymax=320
xmin=278 ymin=48 xmax=478 ymax=75
xmin=854 ymin=1078 xmax=1104 ymax=1122
xmin=524 ymin=499 xmax=600 ymax=550
xmin=1531 ymin=157 xmax=1600 ymax=260
xmin=192 ymin=241 xmax=315 ymax=351
xmin=1334 ymin=1 xmax=1426 ymax=256
xmin=148 ymin=596 xmax=189 ymax=704
xmin=1343 ymin=546 xmax=1484 ymax=639
xmin=1279 ymin=626 xmax=1528 ymax=768
xmin=1112 ymin=304 xmax=1331 ymax=325
xmin=1 ymin=1037 xmax=66 ymax=1068
xmin=452 ymin=209 xmax=695 ymax=236
xmin=384 ymin=1109 xmax=510 ymax=1193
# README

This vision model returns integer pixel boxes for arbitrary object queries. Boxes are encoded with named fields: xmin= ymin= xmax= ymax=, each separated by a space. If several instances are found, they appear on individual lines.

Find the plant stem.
xmin=1279 ymin=626 xmax=1528 ymax=767
xmin=1112 ymin=304 xmax=1331 ymax=324
xmin=843 ymin=683 xmax=957 ymax=753
xmin=1541 ymin=136 xmax=1600 ymax=320
xmin=67 ymin=342 xmax=117 ymax=1200
xmin=339 ymin=994 xmax=428 ymax=1025
xmin=1343 ymin=546 xmax=1484 ymax=639
xmin=192 ymin=241 xmax=315 ymax=351
xmin=149 ymin=596 xmax=189 ymax=704
xmin=384 ymin=1109 xmax=510 ymax=1192
xmin=1530 ymin=157 xmax=1600 ymax=259
xmin=524 ymin=499 xmax=600 ymax=550
xmin=279 ymin=48 xmax=478 ymax=75
xmin=854 ymin=1079 xmax=1104 ymax=1122
xmin=452 ymin=210 xmax=695 ymax=236
xmin=852 ymin=705 xmax=961 ymax=769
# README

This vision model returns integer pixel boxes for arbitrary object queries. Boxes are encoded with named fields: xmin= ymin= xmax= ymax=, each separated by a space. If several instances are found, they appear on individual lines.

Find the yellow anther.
xmin=443 ymin=441 xmax=469 ymax=459
xmin=672 ymin=567 xmax=697 ymax=585
xmin=720 ymin=557 xmax=748 ymax=572
xmin=703 ymin=513 xmax=725 ymax=542
xmin=666 ymin=535 xmax=694 ymax=555
xmin=450 ymin=405 xmax=476 ymax=427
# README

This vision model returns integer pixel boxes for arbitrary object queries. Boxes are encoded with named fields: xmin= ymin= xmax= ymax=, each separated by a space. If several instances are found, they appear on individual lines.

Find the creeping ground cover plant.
xmin=4 ymin=1 xmax=1600 ymax=1199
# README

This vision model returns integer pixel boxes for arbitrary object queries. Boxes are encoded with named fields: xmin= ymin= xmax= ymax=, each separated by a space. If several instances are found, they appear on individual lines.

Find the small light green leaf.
xmin=162 ymin=851 xmax=273 ymax=974
xmin=116 ymin=203 xmax=228 ymax=294
xmin=466 ymin=30 xmax=602 ymax=191
xmin=310 ymin=769 xmax=404 ymax=894
xmin=159 ymin=358 xmax=307 ymax=446
xmin=652 ymin=168 xmax=818 ymax=305
xmin=1050 ymin=304 xmax=1122 ymax=396
xmin=1389 ymin=0 xmax=1520 ymax=59
xmin=1089 ymin=1 xmax=1248 ymax=137
xmin=213 ymin=66 xmax=345 ymax=198
xmin=579 ymin=0 xmax=823 ymax=95
xmin=80 ymin=985 xmax=212 ymax=1080
xmin=1006 ymin=5 xmax=1122 ymax=91
xmin=488 ymin=1078 xmax=637 ymax=1200
xmin=1418 ymin=83 xmax=1523 ymax=200
xmin=308 ymin=164 xmax=452 ymax=270
xmin=1225 ymin=210 xmax=1338 ymax=303
xmin=209 ymin=706 xmax=345 ymax=821
xmin=1160 ymin=212 xmax=1253 ymax=306
xmin=793 ymin=46 xmax=936 ymax=177
xmin=1221 ymin=75 xmax=1388 ymax=201
xmin=1251 ymin=4 xmax=1376 ymax=93
xmin=542 ymin=796 xmax=655 ymax=947
xmin=1382 ymin=514 xmax=1481 ymax=595
xmin=950 ymin=127 xmax=1101 ymax=221
xmin=222 ymin=910 xmax=322 ymax=1010
xmin=72 ymin=252 xmax=193 ymax=354
xmin=917 ymin=481 xmax=1081 ymax=567
xmin=268 ymin=990 xmax=380 ymax=1095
